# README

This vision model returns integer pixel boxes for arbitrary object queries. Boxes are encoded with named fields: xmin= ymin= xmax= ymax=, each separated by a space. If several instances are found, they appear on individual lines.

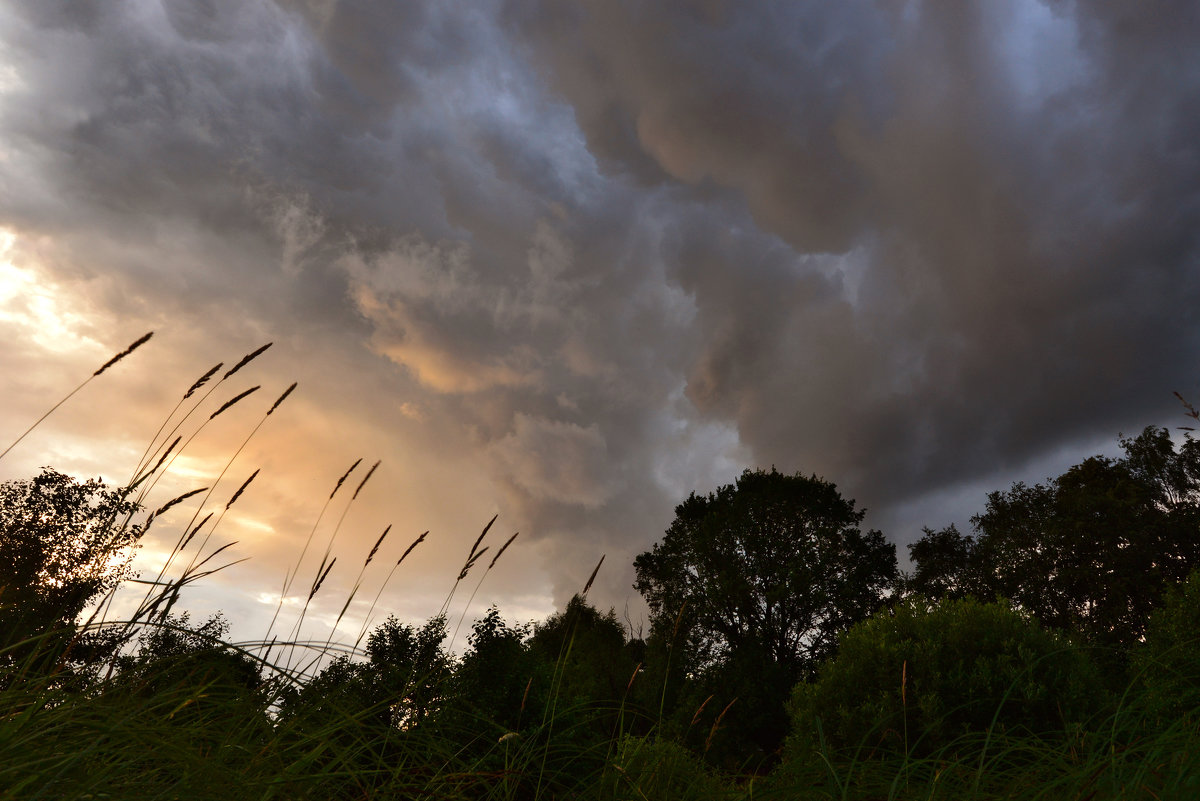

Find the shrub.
xmin=601 ymin=734 xmax=734 ymax=801
xmin=1133 ymin=569 xmax=1200 ymax=721
xmin=786 ymin=597 xmax=1105 ymax=760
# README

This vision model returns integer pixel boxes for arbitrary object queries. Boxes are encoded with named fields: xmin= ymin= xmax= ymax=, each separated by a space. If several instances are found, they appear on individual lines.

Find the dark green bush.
xmin=1133 ymin=569 xmax=1200 ymax=721
xmin=786 ymin=597 xmax=1105 ymax=760
xmin=600 ymin=734 xmax=734 ymax=801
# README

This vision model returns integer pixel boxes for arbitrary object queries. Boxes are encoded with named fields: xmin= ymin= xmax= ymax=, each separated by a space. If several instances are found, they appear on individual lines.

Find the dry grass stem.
xmin=265 ymin=457 xmax=364 ymax=650
xmin=223 ymin=342 xmax=273 ymax=380
xmin=190 ymin=540 xmax=240 ymax=573
xmin=1 ymin=331 xmax=155 ymax=462
xmin=521 ymin=676 xmax=532 ymax=712
xmin=488 ymin=531 xmax=519 ymax=570
xmin=365 ymin=524 xmax=391 ymax=567
xmin=267 ymin=382 xmax=297 ymax=415
xmin=184 ymin=362 xmax=224 ymax=400
xmin=209 ymin=385 xmax=261 ymax=420
xmin=93 ymin=331 xmax=154 ymax=377
xmin=352 ymin=529 xmax=429 ymax=649
xmin=226 ymin=469 xmax=260 ymax=510
xmin=132 ymin=359 xmax=223 ymax=480
xmin=704 ymin=698 xmax=737 ymax=753
xmin=351 ymin=460 xmax=381 ymax=500
xmin=624 ymin=662 xmax=642 ymax=696
xmin=582 ymin=554 xmax=605 ymax=595
xmin=330 ymin=458 xmax=362 ymax=500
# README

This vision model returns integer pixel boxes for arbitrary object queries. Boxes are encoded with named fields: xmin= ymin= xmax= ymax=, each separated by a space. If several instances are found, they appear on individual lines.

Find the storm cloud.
xmin=1 ymin=0 xmax=1197 ymax=631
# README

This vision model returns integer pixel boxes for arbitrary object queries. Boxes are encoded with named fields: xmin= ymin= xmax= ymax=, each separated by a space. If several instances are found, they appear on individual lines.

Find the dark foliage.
xmin=452 ymin=604 xmax=538 ymax=736
xmin=529 ymin=595 xmax=638 ymax=715
xmin=1134 ymin=569 xmax=1200 ymax=721
xmin=634 ymin=468 xmax=898 ymax=766
xmin=113 ymin=613 xmax=271 ymax=752
xmin=0 ymin=469 xmax=143 ymax=677
xmin=283 ymin=614 xmax=453 ymax=734
xmin=908 ymin=427 xmax=1200 ymax=651
xmin=787 ymin=598 xmax=1105 ymax=759
xmin=904 ymin=523 xmax=977 ymax=600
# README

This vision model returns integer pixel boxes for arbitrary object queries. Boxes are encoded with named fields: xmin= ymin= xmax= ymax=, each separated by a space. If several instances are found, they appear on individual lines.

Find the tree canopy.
xmin=633 ymin=468 xmax=897 ymax=764
xmin=635 ymin=468 xmax=897 ymax=677
xmin=908 ymin=426 xmax=1200 ymax=649
xmin=0 ymin=469 xmax=142 ymax=668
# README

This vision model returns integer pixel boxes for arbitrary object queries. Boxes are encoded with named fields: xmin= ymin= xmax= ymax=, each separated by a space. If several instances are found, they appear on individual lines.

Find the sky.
xmin=1 ymin=0 xmax=1198 ymax=653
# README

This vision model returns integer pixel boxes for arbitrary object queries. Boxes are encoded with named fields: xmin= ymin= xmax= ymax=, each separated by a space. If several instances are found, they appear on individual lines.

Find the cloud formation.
xmin=1 ymin=0 xmax=1197 ymax=633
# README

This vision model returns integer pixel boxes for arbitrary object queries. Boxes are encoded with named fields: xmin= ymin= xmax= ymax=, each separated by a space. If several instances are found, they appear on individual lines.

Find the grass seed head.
xmin=582 ymin=554 xmax=605 ymax=596
xmin=704 ymin=698 xmax=737 ymax=753
xmin=469 ymin=514 xmax=498 ymax=560
xmin=226 ymin=469 xmax=260 ymax=510
xmin=209 ymin=386 xmax=261 ymax=420
xmin=309 ymin=557 xmax=336 ymax=601
xmin=488 ymin=531 xmax=519 ymax=570
xmin=181 ymin=512 xmax=214 ymax=550
xmin=351 ymin=460 xmax=380 ymax=500
xmin=93 ymin=332 xmax=153 ymax=377
xmin=397 ymin=531 xmax=428 ymax=567
xmin=365 ymin=524 xmax=391 ymax=567
xmin=155 ymin=487 xmax=208 ymax=517
xmin=267 ymin=382 xmax=297 ymax=415
xmin=184 ymin=362 xmax=223 ymax=399
xmin=457 ymin=547 xmax=488 ymax=581
xmin=330 ymin=458 xmax=362 ymax=500
xmin=223 ymin=342 xmax=272 ymax=380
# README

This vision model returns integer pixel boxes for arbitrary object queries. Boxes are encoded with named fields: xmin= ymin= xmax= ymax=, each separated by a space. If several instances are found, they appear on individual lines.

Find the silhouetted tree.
xmin=528 ymin=595 xmax=636 ymax=709
xmin=450 ymin=605 xmax=537 ymax=735
xmin=910 ymin=426 xmax=1200 ymax=650
xmin=280 ymin=615 xmax=453 ymax=731
xmin=0 ymin=469 xmax=142 ymax=676
xmin=364 ymin=614 xmax=454 ymax=729
xmin=114 ymin=613 xmax=268 ymax=747
xmin=904 ymin=523 xmax=978 ymax=600
xmin=634 ymin=468 xmax=897 ymax=764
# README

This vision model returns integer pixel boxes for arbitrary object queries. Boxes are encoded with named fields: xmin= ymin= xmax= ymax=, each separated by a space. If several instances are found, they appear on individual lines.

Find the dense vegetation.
xmin=2 ymin=339 xmax=1198 ymax=799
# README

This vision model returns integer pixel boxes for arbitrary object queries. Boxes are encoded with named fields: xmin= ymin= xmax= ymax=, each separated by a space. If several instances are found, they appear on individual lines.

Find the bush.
xmin=600 ymin=734 xmax=734 ymax=801
xmin=1133 ymin=569 xmax=1200 ymax=721
xmin=786 ymin=597 xmax=1104 ymax=760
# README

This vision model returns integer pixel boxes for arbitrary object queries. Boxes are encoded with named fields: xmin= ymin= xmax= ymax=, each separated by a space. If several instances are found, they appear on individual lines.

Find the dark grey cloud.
xmin=506 ymin=0 xmax=1200 ymax=515
xmin=1 ymin=0 xmax=1197 ymax=623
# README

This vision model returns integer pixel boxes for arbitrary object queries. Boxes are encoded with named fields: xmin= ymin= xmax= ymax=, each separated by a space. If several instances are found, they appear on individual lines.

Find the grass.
xmin=762 ymin=701 xmax=1200 ymax=801
xmin=2 ymin=339 xmax=1199 ymax=799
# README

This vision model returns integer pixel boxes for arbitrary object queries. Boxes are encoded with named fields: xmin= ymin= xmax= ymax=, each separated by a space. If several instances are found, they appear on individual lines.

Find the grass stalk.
xmin=1 ymin=332 xmax=152 ymax=462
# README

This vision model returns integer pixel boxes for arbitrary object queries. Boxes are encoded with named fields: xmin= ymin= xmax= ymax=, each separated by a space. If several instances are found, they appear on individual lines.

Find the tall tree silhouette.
xmin=910 ymin=426 xmax=1200 ymax=649
xmin=634 ymin=468 xmax=896 ymax=763
xmin=0 ymin=469 xmax=143 ymax=673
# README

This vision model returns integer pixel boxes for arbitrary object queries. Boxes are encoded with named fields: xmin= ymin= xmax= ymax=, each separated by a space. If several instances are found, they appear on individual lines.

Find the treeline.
xmin=2 ymin=425 xmax=1200 ymax=798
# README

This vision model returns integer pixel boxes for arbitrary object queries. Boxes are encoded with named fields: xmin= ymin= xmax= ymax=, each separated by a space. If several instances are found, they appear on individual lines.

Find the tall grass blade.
xmin=0 ymin=332 xmax=153 ymax=462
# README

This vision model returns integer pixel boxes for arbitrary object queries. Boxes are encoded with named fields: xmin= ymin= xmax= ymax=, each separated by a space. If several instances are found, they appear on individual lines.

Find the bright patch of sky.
xmin=999 ymin=0 xmax=1089 ymax=109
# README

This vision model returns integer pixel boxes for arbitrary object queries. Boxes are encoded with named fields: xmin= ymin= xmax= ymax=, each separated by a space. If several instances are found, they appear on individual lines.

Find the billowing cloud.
xmin=1 ymin=0 xmax=1197 ymax=641
xmin=506 ymin=0 xmax=1200 ymax=509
